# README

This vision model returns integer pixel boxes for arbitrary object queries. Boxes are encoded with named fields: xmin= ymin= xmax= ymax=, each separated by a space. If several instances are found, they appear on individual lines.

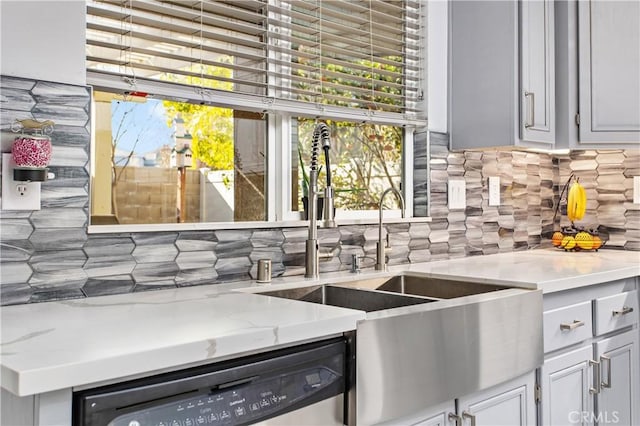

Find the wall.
xmin=558 ymin=150 xmax=640 ymax=250
xmin=429 ymin=133 xmax=556 ymax=257
xmin=113 ymin=166 xmax=201 ymax=224
xmin=1 ymin=76 xmax=91 ymax=304
xmin=0 ymin=1 xmax=86 ymax=86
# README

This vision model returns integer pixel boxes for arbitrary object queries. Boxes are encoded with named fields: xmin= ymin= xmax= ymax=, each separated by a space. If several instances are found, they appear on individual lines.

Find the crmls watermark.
xmin=568 ymin=411 xmax=620 ymax=424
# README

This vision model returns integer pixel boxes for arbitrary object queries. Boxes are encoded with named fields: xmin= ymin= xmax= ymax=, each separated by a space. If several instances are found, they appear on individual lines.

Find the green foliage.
xmin=162 ymin=62 xmax=235 ymax=170
xmin=297 ymin=119 xmax=402 ymax=211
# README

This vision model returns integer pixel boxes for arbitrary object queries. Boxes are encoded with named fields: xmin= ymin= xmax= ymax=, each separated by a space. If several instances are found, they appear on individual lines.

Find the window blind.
xmin=86 ymin=0 xmax=425 ymax=123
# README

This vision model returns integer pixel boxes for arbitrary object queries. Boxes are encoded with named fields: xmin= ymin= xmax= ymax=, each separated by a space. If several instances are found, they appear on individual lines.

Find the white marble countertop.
xmin=1 ymin=248 xmax=638 ymax=397
xmin=400 ymin=248 xmax=640 ymax=294
xmin=0 ymin=284 xmax=365 ymax=397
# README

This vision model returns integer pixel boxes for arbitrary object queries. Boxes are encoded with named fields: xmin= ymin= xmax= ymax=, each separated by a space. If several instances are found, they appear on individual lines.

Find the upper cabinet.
xmin=521 ymin=0 xmax=555 ymax=145
xmin=577 ymin=0 xmax=640 ymax=143
xmin=449 ymin=0 xmax=555 ymax=150
xmin=556 ymin=0 xmax=639 ymax=148
xmin=448 ymin=0 xmax=639 ymax=150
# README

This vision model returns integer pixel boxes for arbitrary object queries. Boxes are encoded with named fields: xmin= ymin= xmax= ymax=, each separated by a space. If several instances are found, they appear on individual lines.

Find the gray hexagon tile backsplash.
xmin=1 ymin=75 xmax=638 ymax=306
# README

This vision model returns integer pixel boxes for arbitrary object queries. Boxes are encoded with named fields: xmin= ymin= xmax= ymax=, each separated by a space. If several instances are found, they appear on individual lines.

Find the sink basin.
xmin=256 ymin=274 xmax=506 ymax=310
xmin=257 ymin=284 xmax=434 ymax=312
xmin=374 ymin=274 xmax=506 ymax=299
xmin=324 ymin=274 xmax=506 ymax=299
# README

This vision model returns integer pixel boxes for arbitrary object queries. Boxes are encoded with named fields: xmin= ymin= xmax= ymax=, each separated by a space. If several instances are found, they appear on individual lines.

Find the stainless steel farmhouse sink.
xmin=258 ymin=275 xmax=506 ymax=307
xmin=255 ymin=274 xmax=542 ymax=425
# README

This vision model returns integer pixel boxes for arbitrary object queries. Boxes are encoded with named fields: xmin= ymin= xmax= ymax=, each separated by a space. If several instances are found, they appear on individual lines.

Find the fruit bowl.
xmin=549 ymin=174 xmax=606 ymax=252
xmin=551 ymin=228 xmax=606 ymax=252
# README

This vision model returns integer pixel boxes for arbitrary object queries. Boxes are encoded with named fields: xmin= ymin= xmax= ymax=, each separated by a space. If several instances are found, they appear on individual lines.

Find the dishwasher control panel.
xmin=111 ymin=366 xmax=339 ymax=426
xmin=73 ymin=338 xmax=346 ymax=426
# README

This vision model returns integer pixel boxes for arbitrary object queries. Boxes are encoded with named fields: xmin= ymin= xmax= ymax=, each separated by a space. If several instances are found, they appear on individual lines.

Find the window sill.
xmin=87 ymin=216 xmax=432 ymax=234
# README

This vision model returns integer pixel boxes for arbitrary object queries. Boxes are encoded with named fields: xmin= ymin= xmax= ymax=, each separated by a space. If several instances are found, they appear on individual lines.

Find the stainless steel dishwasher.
xmin=73 ymin=338 xmax=348 ymax=426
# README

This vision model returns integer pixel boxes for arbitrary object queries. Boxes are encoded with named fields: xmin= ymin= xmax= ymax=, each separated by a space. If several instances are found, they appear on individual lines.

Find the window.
xmin=291 ymin=119 xmax=404 ymax=216
xmin=86 ymin=0 xmax=426 ymax=228
xmin=90 ymin=92 xmax=266 ymax=225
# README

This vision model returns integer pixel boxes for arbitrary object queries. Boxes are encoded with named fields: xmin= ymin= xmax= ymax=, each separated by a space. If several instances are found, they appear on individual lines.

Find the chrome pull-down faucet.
xmin=375 ymin=187 xmax=405 ymax=271
xmin=305 ymin=122 xmax=337 ymax=278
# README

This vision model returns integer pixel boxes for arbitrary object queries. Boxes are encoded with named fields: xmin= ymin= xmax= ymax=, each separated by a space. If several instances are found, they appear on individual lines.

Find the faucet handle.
xmin=385 ymin=233 xmax=392 ymax=249
xmin=323 ymin=186 xmax=336 ymax=228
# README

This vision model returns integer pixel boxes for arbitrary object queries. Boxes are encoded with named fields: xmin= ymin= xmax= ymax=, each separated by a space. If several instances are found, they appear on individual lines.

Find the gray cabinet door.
xmin=540 ymin=345 xmax=594 ymax=426
xmin=457 ymin=373 xmax=536 ymax=426
xmin=450 ymin=0 xmax=517 ymax=149
xmin=409 ymin=401 xmax=457 ymax=426
xmin=578 ymin=0 xmax=640 ymax=142
xmin=520 ymin=0 xmax=555 ymax=145
xmin=595 ymin=330 xmax=639 ymax=426
xmin=450 ymin=1 xmax=555 ymax=149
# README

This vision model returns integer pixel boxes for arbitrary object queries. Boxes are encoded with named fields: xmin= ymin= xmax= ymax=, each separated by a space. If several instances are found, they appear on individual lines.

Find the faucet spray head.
xmin=311 ymin=123 xmax=336 ymax=228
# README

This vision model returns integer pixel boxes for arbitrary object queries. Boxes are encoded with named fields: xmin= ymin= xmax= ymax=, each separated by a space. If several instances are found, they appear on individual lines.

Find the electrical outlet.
xmin=634 ymin=176 xmax=640 ymax=204
xmin=488 ymin=176 xmax=500 ymax=206
xmin=1 ymin=154 xmax=41 ymax=210
xmin=448 ymin=180 xmax=466 ymax=210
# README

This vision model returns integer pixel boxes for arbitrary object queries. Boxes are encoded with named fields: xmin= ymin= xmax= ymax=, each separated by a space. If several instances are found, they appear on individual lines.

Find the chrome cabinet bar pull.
xmin=600 ymin=355 xmax=611 ymax=389
xmin=448 ymin=412 xmax=462 ymax=426
xmin=461 ymin=411 xmax=476 ymax=426
xmin=612 ymin=306 xmax=634 ymax=316
xmin=524 ymin=91 xmax=535 ymax=128
xmin=560 ymin=320 xmax=585 ymax=330
xmin=589 ymin=359 xmax=601 ymax=394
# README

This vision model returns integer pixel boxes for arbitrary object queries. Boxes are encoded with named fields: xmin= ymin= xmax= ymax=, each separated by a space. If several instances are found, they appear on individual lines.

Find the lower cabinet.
xmin=412 ymin=373 xmax=535 ymax=426
xmin=538 ymin=278 xmax=639 ymax=426
xmin=540 ymin=329 xmax=638 ymax=425
xmin=1 ymin=388 xmax=72 ymax=426
xmin=595 ymin=331 xmax=639 ymax=426
xmin=410 ymin=402 xmax=456 ymax=426
xmin=540 ymin=346 xmax=595 ymax=425
xmin=456 ymin=373 xmax=535 ymax=426
xmin=416 ymin=413 xmax=450 ymax=426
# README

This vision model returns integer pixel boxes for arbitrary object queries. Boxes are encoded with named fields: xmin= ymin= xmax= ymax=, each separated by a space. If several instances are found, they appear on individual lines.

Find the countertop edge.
xmin=536 ymin=265 xmax=640 ymax=294
xmin=2 ymin=310 xmax=363 ymax=397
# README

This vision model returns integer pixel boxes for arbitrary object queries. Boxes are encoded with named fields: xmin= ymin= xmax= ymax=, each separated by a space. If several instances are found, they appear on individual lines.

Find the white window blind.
xmin=268 ymin=0 xmax=423 ymax=115
xmin=86 ymin=0 xmax=425 ymax=124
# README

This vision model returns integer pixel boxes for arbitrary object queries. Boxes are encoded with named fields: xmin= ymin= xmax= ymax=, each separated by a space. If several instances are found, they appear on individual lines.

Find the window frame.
xmin=275 ymin=117 xmax=414 ymax=222
xmin=87 ymin=89 xmax=417 ymax=232
xmin=85 ymin=0 xmax=427 ymax=232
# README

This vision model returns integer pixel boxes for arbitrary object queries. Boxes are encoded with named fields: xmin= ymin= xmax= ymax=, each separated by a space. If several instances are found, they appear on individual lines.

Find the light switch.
xmin=448 ymin=180 xmax=466 ymax=210
xmin=488 ymin=176 xmax=500 ymax=206
xmin=634 ymin=176 xmax=640 ymax=204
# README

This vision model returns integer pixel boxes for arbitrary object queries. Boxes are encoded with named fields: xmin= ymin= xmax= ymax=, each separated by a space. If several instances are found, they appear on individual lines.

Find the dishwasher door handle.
xmin=216 ymin=375 xmax=260 ymax=390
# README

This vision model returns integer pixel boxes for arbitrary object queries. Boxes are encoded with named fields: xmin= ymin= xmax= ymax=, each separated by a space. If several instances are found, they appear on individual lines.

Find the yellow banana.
xmin=567 ymin=183 xmax=576 ymax=222
xmin=567 ymin=180 xmax=587 ymax=222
